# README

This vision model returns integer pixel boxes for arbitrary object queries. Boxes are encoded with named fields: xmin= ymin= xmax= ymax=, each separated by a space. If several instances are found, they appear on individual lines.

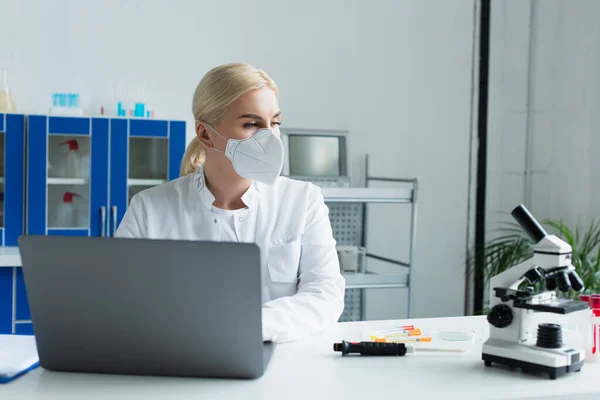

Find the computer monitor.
xmin=281 ymin=128 xmax=349 ymax=177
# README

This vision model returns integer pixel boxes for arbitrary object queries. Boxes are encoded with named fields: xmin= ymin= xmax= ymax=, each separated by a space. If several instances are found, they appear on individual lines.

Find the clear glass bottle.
xmin=0 ymin=68 xmax=16 ymax=113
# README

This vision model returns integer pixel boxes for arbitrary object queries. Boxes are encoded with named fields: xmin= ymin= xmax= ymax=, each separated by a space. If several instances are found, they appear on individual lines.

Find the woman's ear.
xmin=196 ymin=121 xmax=213 ymax=150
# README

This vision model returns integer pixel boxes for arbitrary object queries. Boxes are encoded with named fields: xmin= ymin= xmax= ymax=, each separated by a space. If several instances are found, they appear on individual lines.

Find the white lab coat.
xmin=115 ymin=165 xmax=346 ymax=343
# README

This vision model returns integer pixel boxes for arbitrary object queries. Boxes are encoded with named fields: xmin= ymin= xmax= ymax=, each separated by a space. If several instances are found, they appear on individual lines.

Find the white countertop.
xmin=0 ymin=246 xmax=21 ymax=267
xmin=2 ymin=315 xmax=599 ymax=400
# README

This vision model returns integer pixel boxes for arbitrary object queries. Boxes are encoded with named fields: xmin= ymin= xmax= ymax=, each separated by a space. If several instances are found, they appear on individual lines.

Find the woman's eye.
xmin=271 ymin=121 xmax=282 ymax=126
xmin=243 ymin=122 xmax=258 ymax=129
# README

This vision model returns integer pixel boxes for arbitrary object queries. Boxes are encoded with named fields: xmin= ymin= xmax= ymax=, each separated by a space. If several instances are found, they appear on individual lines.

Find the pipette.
xmin=333 ymin=341 xmax=466 ymax=356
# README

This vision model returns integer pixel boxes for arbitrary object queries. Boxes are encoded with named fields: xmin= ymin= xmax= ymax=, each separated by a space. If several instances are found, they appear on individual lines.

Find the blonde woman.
xmin=116 ymin=63 xmax=345 ymax=343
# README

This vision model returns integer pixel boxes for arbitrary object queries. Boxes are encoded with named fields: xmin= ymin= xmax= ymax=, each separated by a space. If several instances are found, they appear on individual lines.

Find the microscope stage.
xmin=514 ymin=297 xmax=590 ymax=314
xmin=482 ymin=338 xmax=584 ymax=379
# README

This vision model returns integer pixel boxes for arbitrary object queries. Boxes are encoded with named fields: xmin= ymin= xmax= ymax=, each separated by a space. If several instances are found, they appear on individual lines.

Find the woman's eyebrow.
xmin=237 ymin=113 xmax=262 ymax=120
xmin=237 ymin=111 xmax=282 ymax=120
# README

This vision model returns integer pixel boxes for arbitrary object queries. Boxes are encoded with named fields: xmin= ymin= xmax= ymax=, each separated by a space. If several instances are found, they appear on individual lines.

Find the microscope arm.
xmin=489 ymin=256 xmax=536 ymax=293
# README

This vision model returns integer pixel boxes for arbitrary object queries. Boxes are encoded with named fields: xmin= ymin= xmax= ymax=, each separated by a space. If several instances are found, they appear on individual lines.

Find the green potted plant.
xmin=470 ymin=216 xmax=600 ymax=313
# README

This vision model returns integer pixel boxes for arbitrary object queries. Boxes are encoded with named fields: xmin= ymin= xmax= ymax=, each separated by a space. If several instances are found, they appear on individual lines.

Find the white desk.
xmin=2 ymin=316 xmax=599 ymax=400
xmin=0 ymin=246 xmax=21 ymax=267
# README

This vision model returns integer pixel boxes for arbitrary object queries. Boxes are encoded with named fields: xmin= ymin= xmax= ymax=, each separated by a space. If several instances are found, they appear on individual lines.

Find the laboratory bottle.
xmin=60 ymin=139 xmax=81 ymax=178
xmin=0 ymin=68 xmax=16 ymax=113
xmin=79 ymin=153 xmax=90 ymax=179
xmin=55 ymin=192 xmax=81 ymax=228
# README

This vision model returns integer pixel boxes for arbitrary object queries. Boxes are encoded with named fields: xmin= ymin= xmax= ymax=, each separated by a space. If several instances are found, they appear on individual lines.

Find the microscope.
xmin=482 ymin=205 xmax=590 ymax=379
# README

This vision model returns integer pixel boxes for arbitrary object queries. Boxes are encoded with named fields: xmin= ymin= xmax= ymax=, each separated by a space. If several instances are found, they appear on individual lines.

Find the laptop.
xmin=17 ymin=235 xmax=274 ymax=379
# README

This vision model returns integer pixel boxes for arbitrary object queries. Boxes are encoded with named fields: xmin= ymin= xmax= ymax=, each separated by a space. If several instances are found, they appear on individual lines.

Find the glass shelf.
xmin=47 ymin=135 xmax=91 ymax=180
xmin=128 ymin=137 xmax=168 ymax=204
xmin=47 ymin=178 xmax=88 ymax=185
xmin=46 ymin=135 xmax=91 ymax=230
xmin=128 ymin=179 xmax=166 ymax=186
xmin=47 ymin=184 xmax=90 ymax=229
xmin=129 ymin=137 xmax=168 ymax=180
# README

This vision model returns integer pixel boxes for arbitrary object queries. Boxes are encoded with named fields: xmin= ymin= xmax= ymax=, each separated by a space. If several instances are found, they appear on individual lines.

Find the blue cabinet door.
xmin=169 ymin=121 xmax=186 ymax=181
xmin=26 ymin=115 xmax=47 ymax=236
xmin=5 ymin=114 xmax=25 ymax=246
xmin=110 ymin=118 xmax=186 ymax=234
xmin=0 ymin=114 xmax=26 ymax=334
xmin=0 ymin=268 xmax=11 ymax=334
xmin=109 ymin=119 xmax=128 ymax=236
xmin=27 ymin=116 xmax=109 ymax=237
xmin=90 ymin=118 xmax=109 ymax=237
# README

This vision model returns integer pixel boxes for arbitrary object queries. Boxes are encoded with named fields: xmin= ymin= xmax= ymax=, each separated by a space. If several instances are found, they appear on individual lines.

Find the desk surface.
xmin=0 ymin=246 xmax=21 ymax=267
xmin=2 ymin=316 xmax=599 ymax=400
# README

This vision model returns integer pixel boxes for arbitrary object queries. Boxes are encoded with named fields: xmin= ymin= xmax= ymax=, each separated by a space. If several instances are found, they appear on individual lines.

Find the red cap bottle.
xmin=60 ymin=139 xmax=79 ymax=151
xmin=591 ymin=294 xmax=600 ymax=310
xmin=63 ymin=192 xmax=81 ymax=203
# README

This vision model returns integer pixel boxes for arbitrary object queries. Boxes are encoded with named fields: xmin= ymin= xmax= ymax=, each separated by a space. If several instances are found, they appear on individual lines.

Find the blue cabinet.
xmin=0 ymin=113 xmax=26 ymax=335
xmin=0 ymin=115 xmax=186 ymax=334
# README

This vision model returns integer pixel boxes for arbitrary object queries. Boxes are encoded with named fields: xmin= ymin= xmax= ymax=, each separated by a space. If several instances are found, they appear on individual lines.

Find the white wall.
xmin=526 ymin=0 xmax=600 ymax=227
xmin=487 ymin=0 xmax=600 ymax=238
xmin=0 ymin=0 xmax=478 ymax=320
xmin=486 ymin=0 xmax=531 ymax=234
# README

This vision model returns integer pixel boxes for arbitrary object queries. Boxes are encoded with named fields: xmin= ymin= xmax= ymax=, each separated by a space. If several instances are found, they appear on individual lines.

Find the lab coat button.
xmin=239 ymin=217 xmax=243 ymax=222
xmin=214 ymin=218 xmax=217 ymax=223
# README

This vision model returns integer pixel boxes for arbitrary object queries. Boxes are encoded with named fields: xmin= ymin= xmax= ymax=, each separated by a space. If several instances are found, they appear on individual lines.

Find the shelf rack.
xmin=297 ymin=154 xmax=418 ymax=321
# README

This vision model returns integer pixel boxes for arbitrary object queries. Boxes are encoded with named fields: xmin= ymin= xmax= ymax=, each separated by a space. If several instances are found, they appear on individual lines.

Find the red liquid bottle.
xmin=592 ymin=295 xmax=600 ymax=355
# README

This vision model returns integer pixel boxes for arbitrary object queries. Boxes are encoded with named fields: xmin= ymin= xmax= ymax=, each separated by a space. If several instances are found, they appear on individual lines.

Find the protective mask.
xmin=205 ymin=123 xmax=284 ymax=184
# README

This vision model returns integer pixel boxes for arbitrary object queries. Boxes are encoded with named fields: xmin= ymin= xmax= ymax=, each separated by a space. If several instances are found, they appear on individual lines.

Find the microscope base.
xmin=482 ymin=339 xmax=584 ymax=380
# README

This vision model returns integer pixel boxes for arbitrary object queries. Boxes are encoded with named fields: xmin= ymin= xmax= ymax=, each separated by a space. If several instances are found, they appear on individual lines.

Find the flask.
xmin=0 ymin=68 xmax=16 ymax=113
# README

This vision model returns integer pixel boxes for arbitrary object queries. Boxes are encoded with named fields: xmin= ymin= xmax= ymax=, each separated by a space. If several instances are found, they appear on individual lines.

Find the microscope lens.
xmin=568 ymin=271 xmax=584 ymax=291
xmin=546 ymin=277 xmax=557 ymax=291
xmin=555 ymin=271 xmax=571 ymax=292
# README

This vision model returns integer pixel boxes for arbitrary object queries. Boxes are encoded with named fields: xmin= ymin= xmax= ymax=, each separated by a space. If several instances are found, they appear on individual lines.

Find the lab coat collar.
xmin=193 ymin=164 xmax=261 ymax=210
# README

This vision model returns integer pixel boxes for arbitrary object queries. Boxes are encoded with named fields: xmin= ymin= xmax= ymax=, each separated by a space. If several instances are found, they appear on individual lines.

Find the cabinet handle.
xmin=100 ymin=206 xmax=106 ymax=237
xmin=112 ymin=206 xmax=118 ymax=236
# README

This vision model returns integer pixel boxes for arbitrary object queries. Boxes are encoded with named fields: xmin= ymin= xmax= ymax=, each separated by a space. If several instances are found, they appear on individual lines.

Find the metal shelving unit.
xmin=294 ymin=155 xmax=418 ymax=321
xmin=322 ymin=178 xmax=417 ymax=319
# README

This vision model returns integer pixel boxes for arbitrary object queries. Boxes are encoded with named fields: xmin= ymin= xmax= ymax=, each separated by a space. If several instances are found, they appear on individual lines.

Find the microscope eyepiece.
xmin=568 ymin=271 xmax=584 ymax=292
xmin=511 ymin=204 xmax=548 ymax=243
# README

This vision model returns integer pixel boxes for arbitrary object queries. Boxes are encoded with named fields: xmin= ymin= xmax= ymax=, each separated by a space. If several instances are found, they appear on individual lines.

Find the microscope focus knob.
xmin=487 ymin=304 xmax=513 ymax=328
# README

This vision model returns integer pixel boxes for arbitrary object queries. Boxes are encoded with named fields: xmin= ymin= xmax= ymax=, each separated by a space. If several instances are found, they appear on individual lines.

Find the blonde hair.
xmin=179 ymin=63 xmax=279 ymax=176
